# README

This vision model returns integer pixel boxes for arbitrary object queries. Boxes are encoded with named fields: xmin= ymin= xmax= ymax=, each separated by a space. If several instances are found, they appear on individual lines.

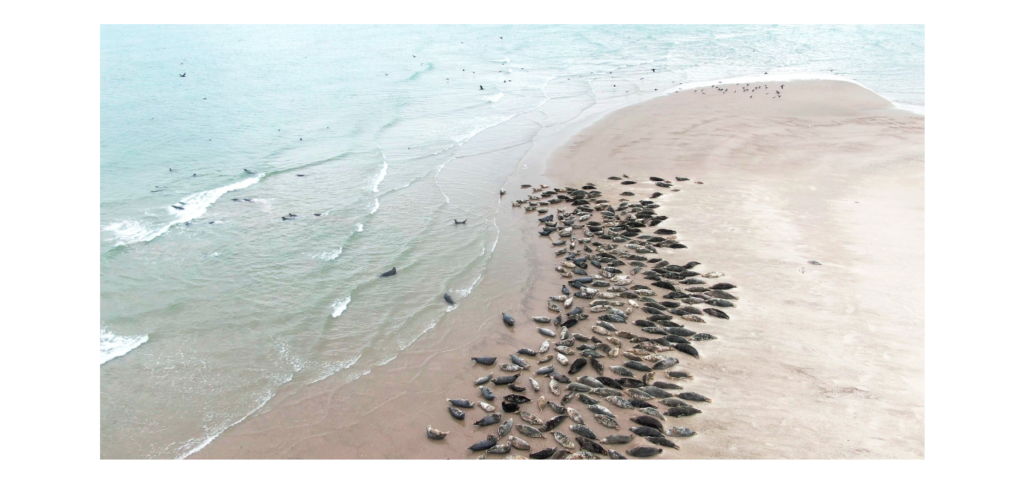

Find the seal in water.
xmin=448 ymin=406 xmax=465 ymax=420
xmin=444 ymin=293 xmax=455 ymax=305
xmin=423 ymin=425 xmax=448 ymax=442
xmin=502 ymin=312 xmax=515 ymax=327
xmin=379 ymin=267 xmax=397 ymax=277
xmin=471 ymin=356 xmax=497 ymax=365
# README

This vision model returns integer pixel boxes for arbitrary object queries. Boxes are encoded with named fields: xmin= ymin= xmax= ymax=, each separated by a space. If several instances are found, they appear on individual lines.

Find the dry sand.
xmin=195 ymin=80 xmax=924 ymax=459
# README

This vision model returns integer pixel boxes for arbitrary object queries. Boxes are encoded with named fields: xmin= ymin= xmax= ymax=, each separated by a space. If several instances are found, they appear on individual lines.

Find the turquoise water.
xmin=100 ymin=25 xmax=924 ymax=458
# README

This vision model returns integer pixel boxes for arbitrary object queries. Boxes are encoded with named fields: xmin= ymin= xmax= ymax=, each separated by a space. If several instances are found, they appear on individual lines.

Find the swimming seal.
xmin=444 ymin=293 xmax=455 ymax=305
xmin=379 ymin=267 xmax=397 ymax=277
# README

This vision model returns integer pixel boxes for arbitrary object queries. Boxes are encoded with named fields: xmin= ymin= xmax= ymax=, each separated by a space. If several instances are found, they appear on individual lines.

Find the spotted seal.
xmin=569 ymin=424 xmax=598 ymax=440
xmin=516 ymin=424 xmax=545 ymax=438
xmin=426 ymin=426 xmax=448 ymax=440
xmin=667 ymin=427 xmax=696 ymax=437
xmin=448 ymin=407 xmax=465 ymax=420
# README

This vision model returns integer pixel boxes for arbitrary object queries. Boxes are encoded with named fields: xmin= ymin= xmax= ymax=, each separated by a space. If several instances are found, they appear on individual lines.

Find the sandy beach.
xmin=194 ymin=79 xmax=924 ymax=459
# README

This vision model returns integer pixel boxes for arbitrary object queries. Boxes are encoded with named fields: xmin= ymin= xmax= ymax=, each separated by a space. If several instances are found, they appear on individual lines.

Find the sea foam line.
xmin=331 ymin=296 xmax=352 ymax=318
xmin=105 ymin=174 xmax=264 ymax=247
xmin=100 ymin=328 xmax=149 ymax=365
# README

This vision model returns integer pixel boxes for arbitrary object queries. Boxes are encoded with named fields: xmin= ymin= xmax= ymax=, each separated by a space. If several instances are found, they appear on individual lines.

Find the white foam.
xmin=370 ymin=159 xmax=388 ymax=193
xmin=355 ymin=223 xmax=364 ymax=233
xmin=369 ymin=198 xmax=380 ymax=214
xmin=331 ymin=296 xmax=352 ymax=318
xmin=309 ymin=355 xmax=362 ymax=384
xmin=176 ymin=372 xmax=293 ymax=459
xmin=100 ymin=328 xmax=148 ymax=365
xmin=314 ymin=246 xmax=343 ymax=261
xmin=105 ymin=174 xmax=264 ymax=247
xmin=487 ymin=92 xmax=504 ymax=103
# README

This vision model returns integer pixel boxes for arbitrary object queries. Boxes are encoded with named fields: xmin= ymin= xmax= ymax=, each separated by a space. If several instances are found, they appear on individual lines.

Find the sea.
xmin=100 ymin=24 xmax=925 ymax=458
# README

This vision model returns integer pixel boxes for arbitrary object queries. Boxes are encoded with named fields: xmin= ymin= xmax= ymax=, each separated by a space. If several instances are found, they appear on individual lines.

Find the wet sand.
xmin=195 ymin=80 xmax=924 ymax=459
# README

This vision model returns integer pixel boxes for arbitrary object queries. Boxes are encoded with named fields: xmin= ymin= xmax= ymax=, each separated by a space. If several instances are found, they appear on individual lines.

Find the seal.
xmin=646 ymin=436 xmax=679 ymax=449
xmin=542 ymin=414 xmax=568 ymax=432
xmin=608 ymin=449 xmax=627 ymax=459
xmin=448 ymin=406 xmax=465 ymax=420
xmin=553 ymin=431 xmax=575 ymax=448
xmin=529 ymin=447 xmax=557 ymax=459
xmin=475 ymin=413 xmax=502 ymax=426
xmin=471 ymin=356 xmax=496 ymax=365
xmin=508 ymin=435 xmax=531 ymax=451
xmin=487 ymin=442 xmax=511 ymax=454
xmin=502 ymin=312 xmax=516 ymax=326
xmin=493 ymin=374 xmax=520 ymax=385
xmin=520 ymin=411 xmax=544 ymax=425
xmin=498 ymin=418 xmax=514 ymax=438
xmin=667 ymin=427 xmax=696 ymax=437
xmin=630 ymin=426 xmax=665 ymax=438
xmin=569 ymin=424 xmax=598 ymax=440
xmin=469 ymin=435 xmax=498 ymax=451
xmin=502 ymin=401 xmax=520 ymax=412
xmin=516 ymin=424 xmax=545 ymax=438
xmin=665 ymin=406 xmax=702 ymax=417
xmin=379 ymin=267 xmax=397 ymax=277
xmin=576 ymin=437 xmax=608 ymax=455
xmin=626 ymin=446 xmax=663 ymax=457
xmin=426 ymin=425 xmax=448 ymax=440
xmin=568 ymin=357 xmax=588 ymax=375
xmin=444 ymin=293 xmax=455 ymax=305
xmin=677 ymin=391 xmax=712 ymax=403
xmin=630 ymin=415 xmax=665 ymax=432
xmin=480 ymin=386 xmax=495 ymax=400
xmin=601 ymin=434 xmax=635 ymax=444
xmin=448 ymin=398 xmax=475 ymax=408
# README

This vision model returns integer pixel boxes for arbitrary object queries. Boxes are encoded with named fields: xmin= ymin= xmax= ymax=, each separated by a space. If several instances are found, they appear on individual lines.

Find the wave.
xmin=313 ymin=246 xmax=343 ymax=261
xmin=105 ymin=174 xmax=264 ymax=247
xmin=331 ymin=296 xmax=352 ymax=318
xmin=177 ymin=372 xmax=293 ymax=459
xmin=369 ymin=198 xmax=380 ymax=214
xmin=355 ymin=223 xmax=364 ymax=232
xmin=487 ymin=92 xmax=504 ymax=103
xmin=100 ymin=328 xmax=149 ymax=365
xmin=370 ymin=159 xmax=388 ymax=193
xmin=309 ymin=355 xmax=362 ymax=384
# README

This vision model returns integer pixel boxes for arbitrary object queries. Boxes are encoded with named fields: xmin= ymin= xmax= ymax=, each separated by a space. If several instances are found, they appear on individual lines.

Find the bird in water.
xmin=179 ymin=73 xmax=186 ymax=77
xmin=479 ymin=85 xmax=484 ymax=90
xmin=454 ymin=219 xmax=467 ymax=225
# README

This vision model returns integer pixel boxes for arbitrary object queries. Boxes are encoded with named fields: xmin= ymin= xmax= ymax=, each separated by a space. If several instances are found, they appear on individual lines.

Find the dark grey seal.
xmin=379 ymin=267 xmax=397 ymax=277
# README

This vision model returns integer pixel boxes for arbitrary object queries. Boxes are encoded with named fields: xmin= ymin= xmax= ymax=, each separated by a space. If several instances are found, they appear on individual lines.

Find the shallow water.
xmin=100 ymin=25 xmax=924 ymax=458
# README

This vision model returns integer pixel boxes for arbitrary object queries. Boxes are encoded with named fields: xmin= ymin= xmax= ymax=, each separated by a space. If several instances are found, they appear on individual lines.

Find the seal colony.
xmin=428 ymin=176 xmax=736 ymax=459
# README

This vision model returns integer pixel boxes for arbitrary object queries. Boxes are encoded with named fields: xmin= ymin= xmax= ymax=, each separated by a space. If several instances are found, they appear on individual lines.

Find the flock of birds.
xmin=427 ymin=175 xmax=737 ymax=459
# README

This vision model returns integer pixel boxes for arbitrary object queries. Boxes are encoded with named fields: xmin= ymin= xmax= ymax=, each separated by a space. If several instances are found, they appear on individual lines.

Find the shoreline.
xmin=193 ymin=79 xmax=923 ymax=459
